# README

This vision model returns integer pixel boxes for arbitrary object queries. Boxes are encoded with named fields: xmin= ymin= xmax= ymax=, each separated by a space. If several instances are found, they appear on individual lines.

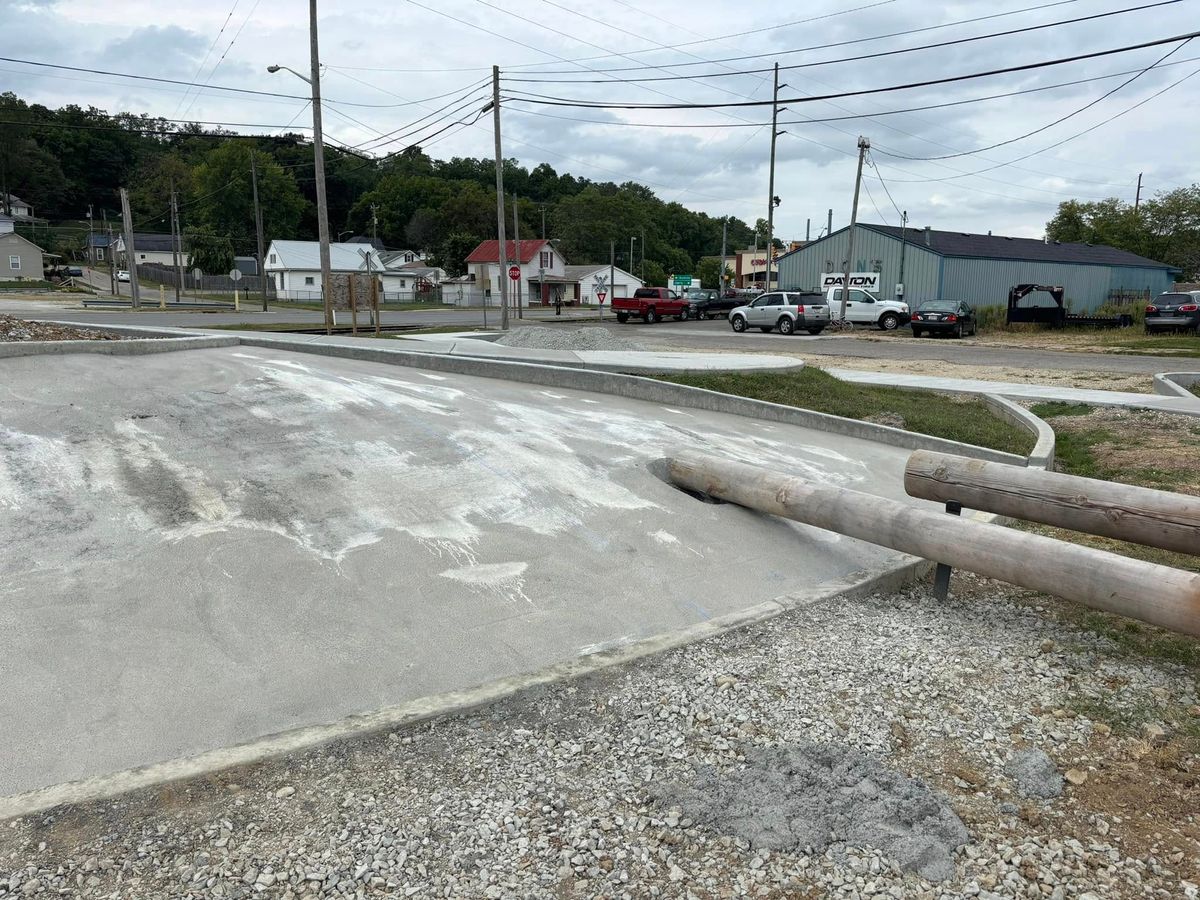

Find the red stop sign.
xmin=508 ymin=265 xmax=520 ymax=281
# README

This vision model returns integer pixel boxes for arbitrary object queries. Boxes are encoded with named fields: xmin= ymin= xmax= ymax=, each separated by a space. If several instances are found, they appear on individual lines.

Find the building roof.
xmin=562 ymin=264 xmax=640 ymax=283
xmin=114 ymin=232 xmax=178 ymax=253
xmin=233 ymin=256 xmax=258 ymax=275
xmin=86 ymin=233 xmax=112 ymax=248
xmin=816 ymin=224 xmax=1176 ymax=270
xmin=267 ymin=239 xmax=385 ymax=272
xmin=465 ymin=239 xmax=550 ymax=265
xmin=387 ymin=266 xmax=441 ymax=279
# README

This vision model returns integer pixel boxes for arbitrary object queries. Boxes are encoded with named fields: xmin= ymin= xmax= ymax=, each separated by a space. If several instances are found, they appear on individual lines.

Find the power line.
xmin=171 ymin=0 xmax=242 ymax=118
xmin=501 ymin=31 xmax=1200 ymax=109
xmin=869 ymin=156 xmax=905 ymax=222
xmin=861 ymin=178 xmax=891 ymax=227
xmin=873 ymin=37 xmax=1194 ymax=161
xmin=505 ymin=1 xmax=1181 ymax=83
xmin=178 ymin=0 xmax=264 ymax=119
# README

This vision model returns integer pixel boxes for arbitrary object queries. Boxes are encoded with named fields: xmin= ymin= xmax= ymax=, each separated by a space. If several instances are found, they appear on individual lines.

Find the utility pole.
xmin=608 ymin=240 xmax=614 ymax=323
xmin=371 ymin=203 xmax=378 ymax=244
xmin=640 ymin=227 xmax=645 ymax=281
xmin=107 ymin=221 xmax=116 ymax=295
xmin=897 ymin=209 xmax=908 ymax=302
xmin=491 ymin=65 xmax=510 ymax=331
xmin=169 ymin=178 xmax=183 ymax=302
xmin=540 ymin=205 xmax=546 ymax=240
xmin=827 ymin=208 xmax=833 ymax=237
xmin=764 ymin=62 xmax=782 ymax=293
xmin=251 ymin=150 xmax=268 ymax=311
xmin=512 ymin=194 xmax=522 ymax=319
xmin=838 ymin=136 xmax=870 ymax=322
xmin=309 ymin=0 xmax=333 ymax=333
xmin=805 ymin=218 xmax=810 ymax=242
xmin=119 ymin=187 xmax=140 ymax=308
xmin=719 ymin=217 xmax=728 ymax=293
xmin=629 ymin=235 xmax=636 ymax=281
xmin=1134 ymin=172 xmax=1144 ymax=213
xmin=86 ymin=204 xmax=93 ymax=268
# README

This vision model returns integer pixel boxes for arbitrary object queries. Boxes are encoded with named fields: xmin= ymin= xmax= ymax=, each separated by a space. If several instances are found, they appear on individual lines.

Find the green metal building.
xmin=775 ymin=224 xmax=1179 ymax=312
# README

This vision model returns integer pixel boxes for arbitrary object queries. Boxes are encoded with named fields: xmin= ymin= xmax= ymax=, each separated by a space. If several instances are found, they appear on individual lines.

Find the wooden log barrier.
xmin=666 ymin=452 xmax=1200 ymax=637
xmin=905 ymin=450 xmax=1200 ymax=556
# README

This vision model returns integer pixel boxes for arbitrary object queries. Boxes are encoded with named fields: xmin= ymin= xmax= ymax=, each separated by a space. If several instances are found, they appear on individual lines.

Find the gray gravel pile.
xmin=653 ymin=742 xmax=968 ymax=882
xmin=493 ymin=325 xmax=644 ymax=352
xmin=0 ymin=315 xmax=120 ymax=342
xmin=2 ymin=576 xmax=1196 ymax=899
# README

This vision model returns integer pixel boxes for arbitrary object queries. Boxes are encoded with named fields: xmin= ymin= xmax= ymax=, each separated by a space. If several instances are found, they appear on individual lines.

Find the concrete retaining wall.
xmin=1155 ymin=372 xmax=1200 ymax=398
xmin=0 ymin=335 xmax=238 ymax=359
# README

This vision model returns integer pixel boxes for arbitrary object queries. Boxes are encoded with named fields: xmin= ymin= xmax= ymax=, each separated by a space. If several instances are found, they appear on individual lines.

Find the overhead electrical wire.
xmin=501 ymin=31 xmax=1200 ymax=109
xmin=171 ymin=0 xmax=242 ymax=118
xmin=504 ymin=1 xmax=1182 ymax=83
xmin=178 ymin=0 xmax=263 ymax=119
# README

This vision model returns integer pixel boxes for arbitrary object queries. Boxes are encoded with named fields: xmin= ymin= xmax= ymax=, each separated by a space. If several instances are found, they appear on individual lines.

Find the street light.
xmin=337 ymin=230 xmax=354 ymax=242
xmin=268 ymin=2 xmax=333 ymax=334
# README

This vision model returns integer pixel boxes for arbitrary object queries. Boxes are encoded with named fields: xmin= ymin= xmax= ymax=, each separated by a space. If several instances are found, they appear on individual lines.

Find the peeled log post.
xmin=905 ymin=450 xmax=1200 ymax=556
xmin=666 ymin=452 xmax=1200 ymax=637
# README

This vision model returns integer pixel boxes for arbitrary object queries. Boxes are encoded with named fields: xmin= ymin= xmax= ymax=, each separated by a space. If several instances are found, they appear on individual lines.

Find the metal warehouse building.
xmin=775 ymin=224 xmax=1179 ymax=312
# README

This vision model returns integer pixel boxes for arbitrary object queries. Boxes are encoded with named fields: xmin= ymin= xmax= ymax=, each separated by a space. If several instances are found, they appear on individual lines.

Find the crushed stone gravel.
xmin=1005 ymin=749 xmax=1064 ymax=800
xmin=493 ymin=325 xmax=644 ymax=352
xmin=1 ymin=576 xmax=1197 ymax=899
xmin=0 ymin=315 xmax=120 ymax=342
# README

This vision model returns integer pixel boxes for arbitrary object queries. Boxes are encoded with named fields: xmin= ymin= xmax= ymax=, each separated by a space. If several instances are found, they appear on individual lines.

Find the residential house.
xmin=380 ymin=249 xmax=426 ymax=267
xmin=562 ymin=264 xmax=643 ymax=304
xmin=465 ymin=239 xmax=567 ymax=306
xmin=380 ymin=260 xmax=446 ymax=295
xmin=86 ymin=233 xmax=113 ymax=263
xmin=112 ymin=232 xmax=187 ymax=268
xmin=1 ymin=194 xmax=35 ymax=221
xmin=0 ymin=225 xmax=46 ymax=281
xmin=264 ymin=240 xmax=386 ymax=299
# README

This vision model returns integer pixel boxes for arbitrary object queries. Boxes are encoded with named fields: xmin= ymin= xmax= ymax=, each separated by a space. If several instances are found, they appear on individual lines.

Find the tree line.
xmin=0 ymin=92 xmax=760 ymax=280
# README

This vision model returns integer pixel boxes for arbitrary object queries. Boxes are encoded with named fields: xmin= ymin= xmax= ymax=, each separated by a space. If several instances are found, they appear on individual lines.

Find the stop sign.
xmin=508 ymin=265 xmax=520 ymax=281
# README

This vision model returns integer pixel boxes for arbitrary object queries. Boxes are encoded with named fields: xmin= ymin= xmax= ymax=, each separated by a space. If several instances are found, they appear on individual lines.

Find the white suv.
xmin=825 ymin=288 xmax=910 ymax=330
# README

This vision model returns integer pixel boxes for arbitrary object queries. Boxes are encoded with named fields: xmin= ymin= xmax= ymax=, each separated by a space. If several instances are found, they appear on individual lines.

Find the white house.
xmin=112 ymin=233 xmax=186 ymax=268
xmin=2 ymin=194 xmax=34 ymax=221
xmin=379 ymin=248 xmax=427 ymax=268
xmin=562 ymin=264 xmax=643 ymax=304
xmin=264 ymin=240 xmax=386 ymax=299
xmin=380 ymin=261 xmax=446 ymax=296
xmin=465 ymin=239 xmax=568 ymax=307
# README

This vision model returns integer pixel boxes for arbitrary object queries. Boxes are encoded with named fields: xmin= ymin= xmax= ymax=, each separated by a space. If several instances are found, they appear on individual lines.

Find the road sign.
xmin=673 ymin=274 xmax=692 ymax=287
xmin=508 ymin=265 xmax=520 ymax=281
xmin=228 ymin=268 xmax=243 ymax=282
xmin=596 ymin=291 xmax=606 ymax=304
xmin=191 ymin=267 xmax=203 ymax=280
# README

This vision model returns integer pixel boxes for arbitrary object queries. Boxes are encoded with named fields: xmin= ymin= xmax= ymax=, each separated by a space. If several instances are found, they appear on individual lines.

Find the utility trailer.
xmin=1005 ymin=284 xmax=1133 ymax=329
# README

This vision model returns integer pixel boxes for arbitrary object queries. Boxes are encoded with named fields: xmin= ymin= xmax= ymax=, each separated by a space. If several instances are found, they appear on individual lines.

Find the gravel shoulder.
xmin=0 ymin=315 xmax=120 ymax=342
xmin=3 ymin=576 xmax=1197 ymax=899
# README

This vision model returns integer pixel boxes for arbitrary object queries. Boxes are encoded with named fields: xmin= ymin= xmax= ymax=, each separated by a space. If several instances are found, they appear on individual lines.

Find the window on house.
xmin=8 ymin=255 xmax=19 ymax=270
xmin=269 ymin=253 xmax=276 ymax=264
xmin=539 ymin=251 xmax=554 ymax=269
xmin=139 ymin=254 xmax=146 ymax=260
xmin=304 ymin=276 xmax=315 ymax=285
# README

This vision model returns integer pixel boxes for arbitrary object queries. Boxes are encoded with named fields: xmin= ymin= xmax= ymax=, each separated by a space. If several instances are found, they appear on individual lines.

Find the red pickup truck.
xmin=612 ymin=287 xmax=689 ymax=324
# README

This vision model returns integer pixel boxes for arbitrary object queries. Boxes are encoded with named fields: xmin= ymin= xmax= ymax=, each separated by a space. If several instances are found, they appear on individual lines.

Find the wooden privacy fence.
xmin=665 ymin=451 xmax=1200 ymax=637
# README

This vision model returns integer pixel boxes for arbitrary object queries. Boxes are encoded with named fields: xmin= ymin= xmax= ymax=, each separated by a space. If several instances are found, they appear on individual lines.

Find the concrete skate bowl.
xmin=0 ymin=342 xmax=1021 ymax=813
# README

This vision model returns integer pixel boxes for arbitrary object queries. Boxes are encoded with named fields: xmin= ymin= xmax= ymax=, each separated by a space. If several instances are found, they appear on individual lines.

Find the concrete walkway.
xmin=827 ymin=367 xmax=1200 ymax=416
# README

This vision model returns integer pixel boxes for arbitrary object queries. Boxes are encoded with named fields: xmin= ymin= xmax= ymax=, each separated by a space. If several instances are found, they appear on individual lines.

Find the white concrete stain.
xmin=651 ymin=530 xmax=681 ymax=545
xmin=439 ymin=561 xmax=532 ymax=603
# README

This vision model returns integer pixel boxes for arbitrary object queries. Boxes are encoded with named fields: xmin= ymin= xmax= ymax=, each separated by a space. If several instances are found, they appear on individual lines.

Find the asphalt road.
xmin=0 ymin=345 xmax=923 ymax=796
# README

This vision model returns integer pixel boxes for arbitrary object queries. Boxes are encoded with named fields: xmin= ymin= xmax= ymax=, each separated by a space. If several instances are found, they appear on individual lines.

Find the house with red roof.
xmin=465 ymin=238 xmax=568 ymax=307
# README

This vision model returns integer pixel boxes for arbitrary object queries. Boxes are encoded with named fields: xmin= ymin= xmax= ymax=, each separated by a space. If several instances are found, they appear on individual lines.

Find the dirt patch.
xmin=0 ymin=315 xmax=120 ymax=342
xmin=805 ymin=354 xmax=1154 ymax=393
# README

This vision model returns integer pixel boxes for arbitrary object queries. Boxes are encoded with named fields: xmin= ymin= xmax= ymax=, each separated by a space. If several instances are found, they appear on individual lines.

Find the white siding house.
xmin=265 ymin=240 xmax=386 ymax=299
xmin=112 ymin=233 xmax=186 ymax=268
xmin=0 ymin=232 xmax=45 ymax=281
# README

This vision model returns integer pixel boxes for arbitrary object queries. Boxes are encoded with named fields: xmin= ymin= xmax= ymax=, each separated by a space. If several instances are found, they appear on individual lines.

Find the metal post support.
xmin=932 ymin=501 xmax=963 ymax=601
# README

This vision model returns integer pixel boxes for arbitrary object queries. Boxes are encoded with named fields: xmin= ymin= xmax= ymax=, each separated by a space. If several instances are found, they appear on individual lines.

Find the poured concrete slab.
xmin=1 ymin=346 xmax=923 ymax=796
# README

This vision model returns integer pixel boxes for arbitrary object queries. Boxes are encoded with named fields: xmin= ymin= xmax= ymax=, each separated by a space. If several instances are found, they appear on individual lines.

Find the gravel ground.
xmin=0 ymin=315 xmax=120 ymax=342
xmin=494 ymin=326 xmax=644 ymax=352
xmin=2 ymin=576 xmax=1198 ymax=900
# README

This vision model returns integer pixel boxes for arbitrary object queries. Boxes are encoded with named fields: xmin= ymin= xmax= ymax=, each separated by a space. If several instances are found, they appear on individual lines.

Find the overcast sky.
xmin=4 ymin=0 xmax=1198 ymax=241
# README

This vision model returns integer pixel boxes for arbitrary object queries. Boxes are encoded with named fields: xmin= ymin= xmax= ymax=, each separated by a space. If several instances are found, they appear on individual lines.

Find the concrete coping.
xmin=1154 ymin=372 xmax=1200 ymax=399
xmin=981 ymin=395 xmax=1056 ymax=470
xmin=0 ymin=334 xmax=239 ymax=359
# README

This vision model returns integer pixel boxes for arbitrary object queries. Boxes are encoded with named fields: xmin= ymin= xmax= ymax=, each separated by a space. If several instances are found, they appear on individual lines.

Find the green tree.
xmin=697 ymin=257 xmax=732 ymax=290
xmin=129 ymin=154 xmax=192 ymax=226
xmin=186 ymin=228 xmax=235 ymax=274
xmin=190 ymin=142 xmax=306 ymax=253
xmin=431 ymin=231 xmax=479 ymax=277
xmin=641 ymin=259 xmax=666 ymax=287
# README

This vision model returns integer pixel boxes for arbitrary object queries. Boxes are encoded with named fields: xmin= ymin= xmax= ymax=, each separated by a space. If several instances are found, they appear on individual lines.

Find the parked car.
xmin=612 ymin=286 xmax=689 ymax=323
xmin=729 ymin=291 xmax=830 ymax=335
xmin=66 ymin=266 xmax=83 ymax=277
xmin=116 ymin=270 xmax=131 ymax=282
xmin=1145 ymin=292 xmax=1200 ymax=334
xmin=685 ymin=288 xmax=740 ymax=320
xmin=910 ymin=299 xmax=977 ymax=337
xmin=825 ymin=288 xmax=910 ymax=330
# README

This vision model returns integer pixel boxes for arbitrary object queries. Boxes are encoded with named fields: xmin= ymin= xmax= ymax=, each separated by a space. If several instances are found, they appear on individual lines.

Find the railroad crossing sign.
xmin=593 ymin=272 xmax=609 ymax=304
xmin=672 ymin=273 xmax=693 ymax=287
xmin=508 ymin=265 xmax=521 ymax=281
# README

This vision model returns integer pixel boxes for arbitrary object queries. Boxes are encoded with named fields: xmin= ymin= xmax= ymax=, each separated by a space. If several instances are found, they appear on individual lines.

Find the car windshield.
xmin=919 ymin=301 xmax=958 ymax=312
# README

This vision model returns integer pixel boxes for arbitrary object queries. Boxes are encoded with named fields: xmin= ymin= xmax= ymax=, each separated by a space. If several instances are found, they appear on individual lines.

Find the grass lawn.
xmin=207 ymin=322 xmax=482 ymax=337
xmin=271 ymin=301 xmax=454 ymax=312
xmin=657 ymin=367 xmax=1035 ymax=456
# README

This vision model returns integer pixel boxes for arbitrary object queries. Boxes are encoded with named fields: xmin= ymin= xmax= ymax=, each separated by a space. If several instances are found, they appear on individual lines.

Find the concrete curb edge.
xmin=982 ymin=394 xmax=1056 ymax=470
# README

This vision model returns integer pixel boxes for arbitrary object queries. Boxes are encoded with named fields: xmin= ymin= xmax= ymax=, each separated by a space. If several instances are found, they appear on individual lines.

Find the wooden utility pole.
xmin=607 ymin=241 xmax=614 ymax=323
xmin=119 ymin=187 xmax=141 ymax=308
xmin=106 ymin=222 xmax=116 ymax=295
xmin=837 ymin=137 xmax=869 ymax=322
xmin=897 ymin=209 xmax=908 ymax=302
xmin=251 ymin=150 xmax=268 ymax=311
xmin=1135 ymin=172 xmax=1144 ymax=213
xmin=764 ymin=62 xmax=781 ymax=293
xmin=308 ymin=0 xmax=333 ymax=334
xmin=513 ymin=194 xmax=522 ymax=319
xmin=169 ymin=178 xmax=183 ymax=302
xmin=491 ymin=65 xmax=510 ymax=331
xmin=719 ymin=217 xmax=728 ymax=293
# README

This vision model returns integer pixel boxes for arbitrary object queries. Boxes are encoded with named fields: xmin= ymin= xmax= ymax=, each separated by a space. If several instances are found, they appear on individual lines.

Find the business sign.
xmin=821 ymin=272 xmax=880 ymax=293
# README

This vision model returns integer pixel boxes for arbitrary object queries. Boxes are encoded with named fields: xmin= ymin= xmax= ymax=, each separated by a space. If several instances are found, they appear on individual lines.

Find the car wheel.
xmin=879 ymin=312 xmax=900 ymax=331
xmin=807 ymin=327 xmax=824 ymax=335
xmin=616 ymin=313 xmax=629 ymax=323
xmin=955 ymin=323 xmax=964 ymax=339
xmin=678 ymin=308 xmax=690 ymax=321
xmin=970 ymin=321 xmax=978 ymax=336
xmin=730 ymin=315 xmax=747 ymax=332
xmin=646 ymin=307 xmax=660 ymax=324
xmin=778 ymin=316 xmax=794 ymax=335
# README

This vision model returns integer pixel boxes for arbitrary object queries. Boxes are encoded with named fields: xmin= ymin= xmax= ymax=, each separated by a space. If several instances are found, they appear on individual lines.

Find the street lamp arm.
xmin=267 ymin=64 xmax=312 ymax=85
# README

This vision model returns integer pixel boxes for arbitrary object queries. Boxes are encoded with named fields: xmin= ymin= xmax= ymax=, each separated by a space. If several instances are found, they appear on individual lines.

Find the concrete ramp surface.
xmin=1 ymin=347 xmax=918 ymax=796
